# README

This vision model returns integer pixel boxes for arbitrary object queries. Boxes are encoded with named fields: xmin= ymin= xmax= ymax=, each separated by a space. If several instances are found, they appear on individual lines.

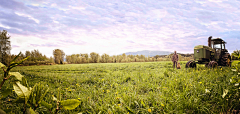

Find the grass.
xmin=1 ymin=61 xmax=240 ymax=113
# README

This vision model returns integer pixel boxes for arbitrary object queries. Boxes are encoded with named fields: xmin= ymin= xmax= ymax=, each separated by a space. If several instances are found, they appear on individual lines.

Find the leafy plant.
xmin=232 ymin=50 xmax=240 ymax=60
xmin=49 ymin=88 xmax=81 ymax=113
xmin=0 ymin=52 xmax=81 ymax=114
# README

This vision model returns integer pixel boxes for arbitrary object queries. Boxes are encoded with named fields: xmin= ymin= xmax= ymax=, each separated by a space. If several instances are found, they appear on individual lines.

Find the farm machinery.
xmin=186 ymin=36 xmax=231 ymax=68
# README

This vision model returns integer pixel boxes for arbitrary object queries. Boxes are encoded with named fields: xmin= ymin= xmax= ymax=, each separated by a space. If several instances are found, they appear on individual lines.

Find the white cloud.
xmin=1 ymin=0 xmax=240 ymax=57
xmin=69 ymin=6 xmax=85 ymax=11
xmin=31 ymin=4 xmax=39 ymax=6
xmin=15 ymin=12 xmax=40 ymax=24
xmin=208 ymin=0 xmax=227 ymax=3
xmin=0 ymin=23 xmax=11 ymax=29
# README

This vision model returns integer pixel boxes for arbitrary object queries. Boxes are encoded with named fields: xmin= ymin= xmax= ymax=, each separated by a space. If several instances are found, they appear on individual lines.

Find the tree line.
xmin=64 ymin=52 xmax=194 ymax=64
xmin=0 ymin=30 xmax=239 ymax=66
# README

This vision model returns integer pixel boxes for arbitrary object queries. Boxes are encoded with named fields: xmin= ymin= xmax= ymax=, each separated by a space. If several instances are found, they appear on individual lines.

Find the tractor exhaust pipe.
xmin=208 ymin=36 xmax=212 ymax=47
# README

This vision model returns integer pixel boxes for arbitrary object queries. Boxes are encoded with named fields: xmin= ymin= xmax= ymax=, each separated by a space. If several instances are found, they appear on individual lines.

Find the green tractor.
xmin=186 ymin=36 xmax=231 ymax=68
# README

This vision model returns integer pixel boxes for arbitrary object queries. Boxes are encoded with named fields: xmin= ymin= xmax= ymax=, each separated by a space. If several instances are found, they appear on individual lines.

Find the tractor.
xmin=186 ymin=36 xmax=231 ymax=68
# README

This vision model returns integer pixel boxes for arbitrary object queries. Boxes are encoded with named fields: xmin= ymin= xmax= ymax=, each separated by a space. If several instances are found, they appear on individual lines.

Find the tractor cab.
xmin=210 ymin=38 xmax=226 ymax=50
xmin=210 ymin=38 xmax=227 ymax=60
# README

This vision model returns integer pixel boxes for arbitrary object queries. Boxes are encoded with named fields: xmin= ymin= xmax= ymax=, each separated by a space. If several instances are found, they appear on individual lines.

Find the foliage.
xmin=6 ymin=49 xmax=52 ymax=66
xmin=66 ymin=52 xmax=193 ymax=64
xmin=53 ymin=49 xmax=65 ymax=64
xmin=0 ymin=30 xmax=11 ymax=66
xmin=1 ymin=60 xmax=239 ymax=113
xmin=0 ymin=52 xmax=80 ymax=114
xmin=232 ymin=50 xmax=240 ymax=60
xmin=90 ymin=52 xmax=100 ymax=63
xmin=100 ymin=53 xmax=110 ymax=63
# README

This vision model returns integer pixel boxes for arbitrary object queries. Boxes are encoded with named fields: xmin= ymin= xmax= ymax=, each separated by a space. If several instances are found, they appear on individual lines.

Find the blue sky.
xmin=0 ymin=0 xmax=240 ymax=57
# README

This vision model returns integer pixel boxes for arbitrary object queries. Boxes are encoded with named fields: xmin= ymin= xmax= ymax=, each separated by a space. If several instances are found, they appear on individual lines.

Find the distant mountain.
xmin=155 ymin=53 xmax=194 ymax=58
xmin=124 ymin=50 xmax=173 ymax=57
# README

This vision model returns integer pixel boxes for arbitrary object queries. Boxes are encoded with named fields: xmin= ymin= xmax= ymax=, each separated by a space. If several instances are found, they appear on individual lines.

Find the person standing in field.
xmin=172 ymin=51 xmax=178 ymax=68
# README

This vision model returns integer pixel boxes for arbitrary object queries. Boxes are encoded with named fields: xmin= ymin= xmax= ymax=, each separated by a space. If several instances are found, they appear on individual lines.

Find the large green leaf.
xmin=60 ymin=99 xmax=81 ymax=110
xmin=17 ymin=56 xmax=29 ymax=65
xmin=13 ymin=81 xmax=31 ymax=99
xmin=9 ymin=56 xmax=29 ymax=69
xmin=22 ymin=77 xmax=29 ymax=88
xmin=26 ymin=107 xmax=36 ymax=114
xmin=0 ymin=62 xmax=5 ymax=68
xmin=9 ymin=72 xmax=23 ymax=81
xmin=10 ymin=52 xmax=21 ymax=64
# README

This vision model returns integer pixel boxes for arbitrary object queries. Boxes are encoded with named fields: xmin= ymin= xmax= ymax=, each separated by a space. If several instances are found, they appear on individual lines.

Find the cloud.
xmin=30 ymin=43 xmax=60 ymax=47
xmin=12 ymin=45 xmax=20 ymax=48
xmin=15 ymin=12 xmax=40 ymax=24
xmin=0 ymin=0 xmax=240 ymax=57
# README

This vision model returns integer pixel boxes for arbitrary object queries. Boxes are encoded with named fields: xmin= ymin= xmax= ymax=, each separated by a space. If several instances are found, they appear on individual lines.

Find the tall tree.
xmin=85 ymin=54 xmax=89 ymax=63
xmin=66 ymin=55 xmax=72 ymax=63
xmin=104 ymin=53 xmax=109 ymax=63
xmin=53 ymin=49 xmax=65 ymax=64
xmin=90 ymin=52 xmax=99 ymax=63
xmin=49 ymin=56 xmax=55 ymax=64
xmin=112 ymin=55 xmax=116 ymax=63
xmin=122 ymin=53 xmax=126 ymax=59
xmin=140 ymin=55 xmax=145 ymax=59
xmin=81 ymin=53 xmax=89 ymax=63
xmin=101 ymin=54 xmax=105 ymax=63
xmin=0 ymin=30 xmax=11 ymax=65
xmin=101 ymin=53 xmax=109 ymax=63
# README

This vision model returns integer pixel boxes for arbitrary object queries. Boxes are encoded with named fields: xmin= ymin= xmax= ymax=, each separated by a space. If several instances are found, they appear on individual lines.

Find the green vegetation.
xmin=0 ymin=54 xmax=80 ymax=114
xmin=1 ymin=60 xmax=240 ymax=113
xmin=65 ymin=53 xmax=193 ymax=64
xmin=232 ymin=50 xmax=240 ymax=60
xmin=0 ymin=30 xmax=11 ymax=66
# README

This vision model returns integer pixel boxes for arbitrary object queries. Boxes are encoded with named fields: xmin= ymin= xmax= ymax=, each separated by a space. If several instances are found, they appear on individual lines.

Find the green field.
xmin=1 ymin=61 xmax=240 ymax=113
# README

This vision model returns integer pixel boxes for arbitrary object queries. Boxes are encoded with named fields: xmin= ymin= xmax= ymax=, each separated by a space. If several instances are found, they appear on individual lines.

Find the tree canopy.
xmin=53 ymin=49 xmax=65 ymax=64
xmin=0 ymin=30 xmax=11 ymax=65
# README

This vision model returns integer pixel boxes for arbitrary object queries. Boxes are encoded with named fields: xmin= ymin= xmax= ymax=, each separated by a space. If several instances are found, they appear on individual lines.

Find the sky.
xmin=0 ymin=0 xmax=240 ymax=57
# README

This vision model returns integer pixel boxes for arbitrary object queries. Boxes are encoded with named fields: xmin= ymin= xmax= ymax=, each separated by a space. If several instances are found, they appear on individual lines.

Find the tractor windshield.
xmin=214 ymin=44 xmax=221 ymax=49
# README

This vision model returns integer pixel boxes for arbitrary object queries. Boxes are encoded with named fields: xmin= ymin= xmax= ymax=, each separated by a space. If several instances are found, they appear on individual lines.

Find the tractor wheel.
xmin=186 ymin=60 xmax=196 ymax=68
xmin=208 ymin=61 xmax=218 ymax=68
xmin=220 ymin=53 xmax=231 ymax=66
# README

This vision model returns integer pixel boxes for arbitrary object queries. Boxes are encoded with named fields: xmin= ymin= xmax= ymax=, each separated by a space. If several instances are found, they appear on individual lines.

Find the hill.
xmin=124 ymin=50 xmax=172 ymax=57
xmin=155 ymin=53 xmax=194 ymax=58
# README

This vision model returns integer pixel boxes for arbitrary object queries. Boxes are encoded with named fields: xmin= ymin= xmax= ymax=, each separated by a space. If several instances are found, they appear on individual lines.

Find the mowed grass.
xmin=3 ymin=61 xmax=240 ymax=113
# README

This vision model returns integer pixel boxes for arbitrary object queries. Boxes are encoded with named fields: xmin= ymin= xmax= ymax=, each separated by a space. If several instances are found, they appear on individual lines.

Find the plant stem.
xmin=55 ymin=101 xmax=60 ymax=114
xmin=2 ymin=67 xmax=6 ymax=72
xmin=0 ymin=78 xmax=7 ymax=90
xmin=0 ymin=75 xmax=10 ymax=90
xmin=0 ymin=67 xmax=9 ymax=90
xmin=23 ymin=103 xmax=27 ymax=114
